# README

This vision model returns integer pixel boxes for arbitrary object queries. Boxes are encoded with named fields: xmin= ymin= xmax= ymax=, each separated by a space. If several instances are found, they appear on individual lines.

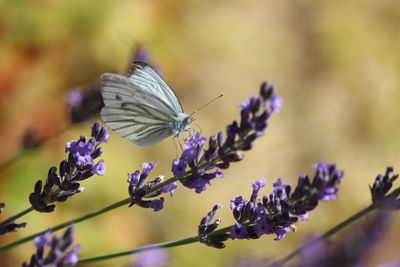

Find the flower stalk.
xmin=267 ymin=204 xmax=375 ymax=267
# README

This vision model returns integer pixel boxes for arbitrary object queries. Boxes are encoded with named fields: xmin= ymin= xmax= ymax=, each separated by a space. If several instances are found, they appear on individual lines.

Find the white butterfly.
xmin=100 ymin=62 xmax=193 ymax=146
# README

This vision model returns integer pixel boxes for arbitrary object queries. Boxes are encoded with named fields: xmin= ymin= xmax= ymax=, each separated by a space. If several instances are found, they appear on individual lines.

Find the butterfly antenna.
xmin=189 ymin=94 xmax=224 ymax=116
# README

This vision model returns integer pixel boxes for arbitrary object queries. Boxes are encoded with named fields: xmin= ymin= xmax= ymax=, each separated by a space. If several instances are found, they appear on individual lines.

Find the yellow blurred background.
xmin=0 ymin=0 xmax=399 ymax=266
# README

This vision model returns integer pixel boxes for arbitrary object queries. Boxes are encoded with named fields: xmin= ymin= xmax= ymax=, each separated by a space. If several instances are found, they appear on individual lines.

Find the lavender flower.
xmin=0 ymin=202 xmax=27 ymax=235
xmin=66 ymin=88 xmax=84 ymax=107
xmin=67 ymin=86 xmax=103 ymax=123
xmin=198 ymin=204 xmax=229 ymax=249
xmin=132 ymin=45 xmax=151 ymax=64
xmin=370 ymin=167 xmax=400 ymax=210
xmin=230 ymin=163 xmax=343 ymax=241
xmin=197 ymin=163 xmax=344 ymax=248
xmin=172 ymin=82 xmax=282 ymax=193
xmin=378 ymin=261 xmax=400 ymax=267
xmin=126 ymin=45 xmax=162 ymax=76
xmin=131 ymin=248 xmax=170 ymax=267
xmin=128 ymin=162 xmax=178 ymax=211
xmin=22 ymin=225 xmax=80 ymax=267
xmin=298 ymin=211 xmax=393 ymax=267
xmin=288 ymin=162 xmax=344 ymax=215
xmin=29 ymin=121 xmax=108 ymax=213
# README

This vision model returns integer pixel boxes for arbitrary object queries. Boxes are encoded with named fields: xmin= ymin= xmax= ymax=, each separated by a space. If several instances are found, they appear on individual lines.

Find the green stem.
xmin=73 ymin=204 xmax=376 ymax=265
xmin=76 ymin=223 xmax=236 ymax=265
xmin=0 ymin=162 xmax=200 ymax=252
xmin=268 ymin=204 xmax=376 ymax=267
xmin=77 ymin=236 xmax=198 ymax=265
xmin=0 ymin=207 xmax=34 ymax=228
xmin=0 ymin=142 xmax=227 ymax=252
xmin=0 ymin=198 xmax=131 ymax=252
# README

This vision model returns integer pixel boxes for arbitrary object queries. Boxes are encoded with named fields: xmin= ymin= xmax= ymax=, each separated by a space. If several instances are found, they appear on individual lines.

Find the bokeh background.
xmin=1 ymin=0 xmax=400 ymax=266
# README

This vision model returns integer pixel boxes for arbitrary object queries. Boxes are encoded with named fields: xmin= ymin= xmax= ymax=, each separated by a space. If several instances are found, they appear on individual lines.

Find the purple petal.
xmin=34 ymin=229 xmax=52 ymax=249
xmin=132 ymin=248 xmax=170 ymax=267
xmin=231 ymin=223 xmax=248 ymax=239
xmin=66 ymin=88 xmax=83 ymax=107
xmin=62 ymin=244 xmax=81 ymax=266
xmin=91 ymin=160 xmax=105 ymax=176
xmin=172 ymin=160 xmax=186 ymax=177
xmin=141 ymin=162 xmax=156 ymax=177
xmin=128 ymin=171 xmax=141 ymax=185
xmin=160 ymin=182 xmax=178 ymax=197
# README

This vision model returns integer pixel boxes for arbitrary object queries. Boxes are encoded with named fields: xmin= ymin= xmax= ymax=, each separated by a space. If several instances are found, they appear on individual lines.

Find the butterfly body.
xmin=100 ymin=62 xmax=193 ymax=146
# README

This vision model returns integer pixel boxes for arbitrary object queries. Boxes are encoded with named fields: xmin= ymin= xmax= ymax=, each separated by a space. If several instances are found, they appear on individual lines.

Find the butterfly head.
xmin=173 ymin=113 xmax=194 ymax=135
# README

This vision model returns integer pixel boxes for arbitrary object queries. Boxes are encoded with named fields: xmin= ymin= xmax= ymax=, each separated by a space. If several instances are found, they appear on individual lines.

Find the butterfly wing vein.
xmin=100 ymin=69 xmax=184 ymax=146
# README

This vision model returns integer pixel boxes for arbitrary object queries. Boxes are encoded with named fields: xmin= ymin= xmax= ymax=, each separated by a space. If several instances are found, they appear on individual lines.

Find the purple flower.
xmin=251 ymin=177 xmax=266 ymax=199
xmin=273 ymin=225 xmax=291 ymax=240
xmin=65 ymin=122 xmax=109 ymax=169
xmin=317 ymin=187 xmax=338 ymax=201
xmin=172 ymin=82 xmax=281 ymax=194
xmin=62 ymin=245 xmax=81 ymax=266
xmin=29 ymin=121 xmax=108 ymax=213
xmin=271 ymin=178 xmax=291 ymax=202
xmin=231 ymin=223 xmax=249 ymax=239
xmin=171 ymin=160 xmax=186 ymax=177
xmin=378 ymin=261 xmax=400 ymax=267
xmin=181 ymin=133 xmax=207 ymax=162
xmin=126 ymin=45 xmax=163 ymax=76
xmin=91 ymin=120 xmax=110 ymax=144
xmin=224 ymin=163 xmax=344 ymax=242
xmin=128 ymin=171 xmax=141 ymax=186
xmin=312 ymin=162 xmax=344 ymax=202
xmin=148 ymin=199 xmax=164 ymax=211
xmin=34 ymin=229 xmax=52 ymax=248
xmin=0 ymin=202 xmax=27 ymax=235
xmin=66 ymin=137 xmax=95 ymax=166
xmin=183 ymin=177 xmax=211 ymax=194
xmin=298 ymin=213 xmax=309 ymax=221
xmin=22 ymin=226 xmax=80 ymax=267
xmin=141 ymin=162 xmax=156 ymax=177
xmin=133 ymin=45 xmax=151 ymax=63
xmin=174 ymin=134 xmax=224 ymax=193
xmin=198 ymin=204 xmax=229 ymax=248
xmin=299 ymin=211 xmax=393 ymax=267
xmin=160 ymin=182 xmax=178 ymax=196
xmin=91 ymin=159 xmax=105 ymax=175
xmin=128 ymin=163 xmax=178 ymax=211
xmin=191 ymin=149 xmax=344 ymax=247
xmin=126 ymin=44 xmax=163 ymax=77
xmin=269 ymin=94 xmax=283 ymax=113
xmin=67 ymin=86 xmax=103 ymax=124
xmin=370 ymin=167 xmax=400 ymax=210
xmin=132 ymin=248 xmax=170 ymax=267
xmin=254 ymin=220 xmax=272 ymax=236
xmin=66 ymin=88 xmax=83 ymax=107
xmin=136 ymin=198 xmax=165 ymax=212
xmin=230 ymin=196 xmax=246 ymax=211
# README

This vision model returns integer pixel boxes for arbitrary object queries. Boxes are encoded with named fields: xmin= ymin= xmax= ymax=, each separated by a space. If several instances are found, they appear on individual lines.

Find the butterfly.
xmin=100 ymin=62 xmax=193 ymax=146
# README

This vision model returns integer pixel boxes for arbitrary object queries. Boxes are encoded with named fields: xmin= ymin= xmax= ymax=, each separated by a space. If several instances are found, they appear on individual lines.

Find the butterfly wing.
xmin=128 ymin=62 xmax=184 ymax=114
xmin=100 ymin=73 xmax=176 ymax=146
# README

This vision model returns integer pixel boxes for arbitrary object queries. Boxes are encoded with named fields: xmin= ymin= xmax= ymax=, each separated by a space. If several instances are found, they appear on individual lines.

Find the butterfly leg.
xmin=172 ymin=137 xmax=183 ymax=159
xmin=192 ymin=122 xmax=203 ymax=135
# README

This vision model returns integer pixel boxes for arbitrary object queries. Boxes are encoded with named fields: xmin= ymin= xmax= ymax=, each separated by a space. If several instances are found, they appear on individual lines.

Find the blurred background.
xmin=0 ymin=0 xmax=399 ymax=266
